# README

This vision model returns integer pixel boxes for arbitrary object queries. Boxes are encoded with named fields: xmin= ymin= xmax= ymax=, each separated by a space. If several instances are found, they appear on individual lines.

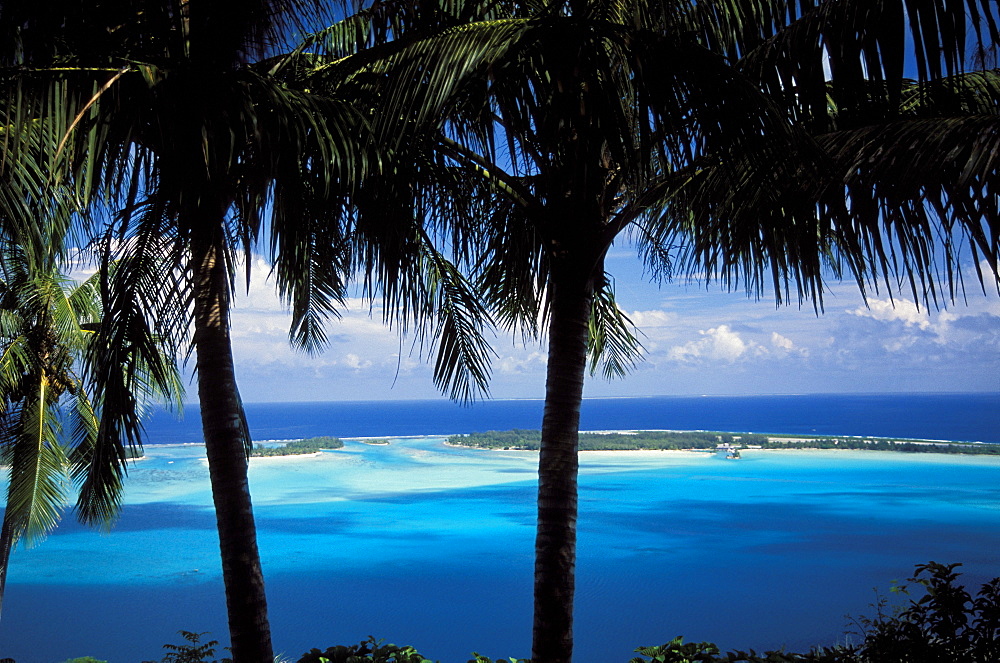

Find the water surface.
xmin=2 ymin=436 xmax=998 ymax=662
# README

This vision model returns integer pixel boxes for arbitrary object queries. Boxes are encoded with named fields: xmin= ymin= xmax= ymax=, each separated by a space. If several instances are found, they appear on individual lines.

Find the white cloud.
xmin=667 ymin=325 xmax=751 ymax=363
xmin=847 ymin=298 xmax=932 ymax=329
xmin=498 ymin=351 xmax=547 ymax=374
xmin=770 ymin=332 xmax=795 ymax=352
xmin=342 ymin=353 xmax=372 ymax=371
xmin=627 ymin=309 xmax=676 ymax=328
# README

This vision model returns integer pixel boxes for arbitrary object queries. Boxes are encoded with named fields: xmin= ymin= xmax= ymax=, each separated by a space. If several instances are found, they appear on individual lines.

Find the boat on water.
xmin=717 ymin=442 xmax=741 ymax=459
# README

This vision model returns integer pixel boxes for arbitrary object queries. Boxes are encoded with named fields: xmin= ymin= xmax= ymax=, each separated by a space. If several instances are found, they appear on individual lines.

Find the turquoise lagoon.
xmin=2 ymin=435 xmax=999 ymax=662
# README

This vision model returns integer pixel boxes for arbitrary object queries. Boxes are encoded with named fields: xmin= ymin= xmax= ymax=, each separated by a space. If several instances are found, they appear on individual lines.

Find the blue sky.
xmin=224 ymin=247 xmax=1000 ymax=403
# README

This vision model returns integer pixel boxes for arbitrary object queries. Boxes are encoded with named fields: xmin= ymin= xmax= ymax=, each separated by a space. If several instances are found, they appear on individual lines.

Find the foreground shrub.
xmin=297 ymin=636 xmax=434 ymax=663
xmin=142 ymin=631 xmax=231 ymax=663
xmin=849 ymin=561 xmax=1000 ymax=662
xmin=629 ymin=636 xmax=844 ymax=663
xmin=146 ymin=563 xmax=999 ymax=663
xmin=632 ymin=562 xmax=1000 ymax=663
xmin=467 ymin=654 xmax=524 ymax=663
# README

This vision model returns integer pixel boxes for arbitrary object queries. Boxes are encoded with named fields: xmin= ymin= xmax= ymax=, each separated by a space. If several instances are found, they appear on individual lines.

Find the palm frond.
xmin=738 ymin=0 xmax=1000 ymax=132
xmin=2 ymin=385 xmax=69 ymax=548
xmin=420 ymin=243 xmax=497 ymax=403
xmin=65 ymin=387 xmax=123 ymax=528
xmin=587 ymin=274 xmax=643 ymax=380
xmin=74 ymin=230 xmax=184 ymax=525
xmin=817 ymin=114 xmax=1000 ymax=303
xmin=900 ymin=69 xmax=1000 ymax=116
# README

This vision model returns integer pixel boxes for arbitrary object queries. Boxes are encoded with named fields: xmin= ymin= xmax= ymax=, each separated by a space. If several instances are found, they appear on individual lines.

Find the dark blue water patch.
xmin=758 ymin=522 xmax=1000 ymax=560
xmin=140 ymin=393 xmax=1000 ymax=445
xmin=116 ymin=502 xmax=216 ymax=532
xmin=264 ymin=566 xmax=535 ymax=662
xmin=496 ymin=511 xmax=537 ymax=527
xmin=257 ymin=514 xmax=360 ymax=536
xmin=0 ymin=580 xmax=229 ymax=663
xmin=816 ymin=486 xmax=1000 ymax=508
xmin=36 ymin=502 xmax=217 ymax=535
xmin=581 ymin=498 xmax=875 ymax=540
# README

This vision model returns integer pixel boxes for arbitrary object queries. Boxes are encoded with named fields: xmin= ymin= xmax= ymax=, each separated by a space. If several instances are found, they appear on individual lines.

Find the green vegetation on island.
xmin=249 ymin=437 xmax=343 ymax=457
xmin=760 ymin=436 xmax=1000 ymax=456
xmin=448 ymin=430 xmax=768 ymax=451
xmin=449 ymin=430 xmax=999 ymax=456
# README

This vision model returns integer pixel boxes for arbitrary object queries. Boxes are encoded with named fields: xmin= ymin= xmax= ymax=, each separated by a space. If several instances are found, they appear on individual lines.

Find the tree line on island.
xmin=249 ymin=437 xmax=344 ymax=457
xmin=448 ymin=430 xmax=766 ymax=450
xmin=449 ymin=431 xmax=1000 ymax=455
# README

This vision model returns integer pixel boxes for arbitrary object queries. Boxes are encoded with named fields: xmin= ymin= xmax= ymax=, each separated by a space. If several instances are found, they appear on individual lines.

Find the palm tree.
xmin=0 ymin=241 xmax=181 ymax=620
xmin=3 ymin=3 xmax=497 ymax=659
xmin=0 ymin=3 xmax=359 ymax=659
xmin=302 ymin=2 xmax=1000 ymax=661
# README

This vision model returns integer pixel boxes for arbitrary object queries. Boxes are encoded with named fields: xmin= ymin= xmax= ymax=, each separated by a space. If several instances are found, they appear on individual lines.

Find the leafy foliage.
xmin=142 ymin=630 xmax=231 ymax=663
xmin=467 ymin=654 xmax=524 ymax=663
xmin=0 ymin=244 xmax=181 ymax=618
xmin=250 ymin=436 xmax=344 ymax=457
xmin=630 ymin=637 xmax=721 ymax=663
xmin=632 ymin=563 xmax=1000 ymax=663
xmin=297 ymin=637 xmax=435 ymax=663
xmin=850 ymin=562 xmax=1000 ymax=663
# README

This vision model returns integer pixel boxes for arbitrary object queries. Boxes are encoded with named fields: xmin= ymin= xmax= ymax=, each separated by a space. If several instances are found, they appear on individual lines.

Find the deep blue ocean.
xmin=1 ymin=393 xmax=998 ymax=663
xmin=146 ymin=392 xmax=1000 ymax=444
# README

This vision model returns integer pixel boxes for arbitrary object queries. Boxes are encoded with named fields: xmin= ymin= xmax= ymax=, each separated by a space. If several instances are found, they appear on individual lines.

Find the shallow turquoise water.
xmin=2 ymin=440 xmax=999 ymax=662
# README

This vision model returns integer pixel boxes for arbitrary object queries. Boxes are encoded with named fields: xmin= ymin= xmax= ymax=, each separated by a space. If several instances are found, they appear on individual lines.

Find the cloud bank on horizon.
xmin=224 ymin=254 xmax=1000 ymax=403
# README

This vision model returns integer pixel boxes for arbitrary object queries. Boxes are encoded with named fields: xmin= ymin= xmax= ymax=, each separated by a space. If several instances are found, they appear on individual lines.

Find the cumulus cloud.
xmin=770 ymin=332 xmax=795 ymax=351
xmin=627 ymin=309 xmax=677 ymax=328
xmin=498 ymin=350 xmax=547 ymax=374
xmin=841 ymin=296 xmax=1000 ymax=355
xmin=847 ymin=298 xmax=931 ymax=329
xmin=342 ymin=353 xmax=372 ymax=370
xmin=667 ymin=325 xmax=751 ymax=363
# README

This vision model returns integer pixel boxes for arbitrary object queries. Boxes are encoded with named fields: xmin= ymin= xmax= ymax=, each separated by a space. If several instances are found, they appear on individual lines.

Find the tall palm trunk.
xmin=532 ymin=254 xmax=595 ymax=663
xmin=0 ymin=508 xmax=15 ymax=620
xmin=190 ymin=224 xmax=273 ymax=663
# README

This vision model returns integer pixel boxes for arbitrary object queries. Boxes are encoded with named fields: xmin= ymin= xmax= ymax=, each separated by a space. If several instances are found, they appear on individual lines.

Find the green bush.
xmin=632 ymin=563 xmax=1000 ymax=663
xmin=296 ymin=636 xmax=434 ymax=663
xmin=849 ymin=561 xmax=1000 ymax=662
xmin=629 ymin=637 xmax=848 ymax=663
xmin=467 ymin=653 xmax=525 ymax=663
xmin=142 ymin=631 xmax=231 ymax=663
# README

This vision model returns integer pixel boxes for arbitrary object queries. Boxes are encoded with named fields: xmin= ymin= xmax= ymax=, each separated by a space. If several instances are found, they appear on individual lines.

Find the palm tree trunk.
xmin=531 ymin=259 xmax=594 ymax=663
xmin=190 ymin=226 xmax=274 ymax=663
xmin=0 ymin=506 xmax=15 ymax=621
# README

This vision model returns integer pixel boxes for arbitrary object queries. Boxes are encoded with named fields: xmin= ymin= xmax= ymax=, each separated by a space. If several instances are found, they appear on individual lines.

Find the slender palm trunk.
xmin=0 ymin=506 xmax=15 ymax=621
xmin=190 ymin=226 xmax=273 ymax=663
xmin=531 ymin=258 xmax=594 ymax=663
